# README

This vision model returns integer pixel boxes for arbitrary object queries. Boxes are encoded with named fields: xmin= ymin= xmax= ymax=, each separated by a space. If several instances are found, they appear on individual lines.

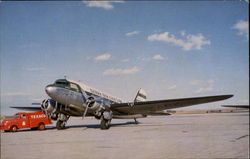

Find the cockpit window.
xmin=21 ymin=114 xmax=26 ymax=119
xmin=54 ymin=79 xmax=80 ymax=92
xmin=70 ymin=83 xmax=80 ymax=92
xmin=55 ymin=80 xmax=70 ymax=87
xmin=14 ymin=114 xmax=20 ymax=118
xmin=56 ymin=81 xmax=68 ymax=85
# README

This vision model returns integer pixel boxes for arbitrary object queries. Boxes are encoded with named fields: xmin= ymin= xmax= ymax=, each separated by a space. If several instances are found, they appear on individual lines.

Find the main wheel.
xmin=56 ymin=120 xmax=66 ymax=130
xmin=100 ymin=119 xmax=110 ymax=130
xmin=38 ymin=123 xmax=46 ymax=131
xmin=10 ymin=125 xmax=18 ymax=132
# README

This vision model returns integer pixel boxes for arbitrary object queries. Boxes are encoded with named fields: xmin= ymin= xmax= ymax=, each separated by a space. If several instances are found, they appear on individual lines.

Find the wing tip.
xmin=223 ymin=94 xmax=234 ymax=99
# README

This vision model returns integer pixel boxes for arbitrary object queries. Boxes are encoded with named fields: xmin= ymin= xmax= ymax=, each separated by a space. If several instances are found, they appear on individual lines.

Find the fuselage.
xmin=45 ymin=79 xmax=124 ymax=116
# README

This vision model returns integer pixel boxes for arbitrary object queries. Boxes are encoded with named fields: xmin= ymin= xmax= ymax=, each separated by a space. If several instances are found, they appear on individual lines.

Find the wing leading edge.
xmin=110 ymin=95 xmax=233 ymax=115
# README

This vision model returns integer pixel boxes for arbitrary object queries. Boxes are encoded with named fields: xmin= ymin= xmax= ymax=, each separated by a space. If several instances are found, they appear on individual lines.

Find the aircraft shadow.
xmin=65 ymin=121 xmax=137 ymax=129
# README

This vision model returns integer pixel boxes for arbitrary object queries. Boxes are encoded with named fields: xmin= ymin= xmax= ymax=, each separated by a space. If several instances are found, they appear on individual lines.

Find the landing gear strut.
xmin=134 ymin=118 xmax=140 ymax=124
xmin=56 ymin=114 xmax=69 ymax=130
xmin=100 ymin=111 xmax=112 ymax=130
xmin=56 ymin=120 xmax=66 ymax=130
xmin=100 ymin=119 xmax=111 ymax=130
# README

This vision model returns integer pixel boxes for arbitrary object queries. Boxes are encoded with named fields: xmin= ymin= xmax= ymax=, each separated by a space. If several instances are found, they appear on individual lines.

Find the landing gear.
xmin=56 ymin=113 xmax=69 ymax=130
xmin=134 ymin=118 xmax=140 ymax=124
xmin=50 ymin=113 xmax=58 ymax=120
xmin=56 ymin=120 xmax=66 ymax=130
xmin=100 ymin=119 xmax=111 ymax=130
xmin=100 ymin=111 xmax=112 ymax=130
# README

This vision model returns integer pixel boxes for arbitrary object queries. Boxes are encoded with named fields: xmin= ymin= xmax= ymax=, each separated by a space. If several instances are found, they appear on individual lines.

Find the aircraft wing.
xmin=10 ymin=106 xmax=41 ymax=111
xmin=222 ymin=105 xmax=249 ymax=109
xmin=110 ymin=95 xmax=233 ymax=115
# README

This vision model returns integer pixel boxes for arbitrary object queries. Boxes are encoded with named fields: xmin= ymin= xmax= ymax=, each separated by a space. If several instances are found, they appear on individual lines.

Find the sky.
xmin=0 ymin=1 xmax=249 ymax=115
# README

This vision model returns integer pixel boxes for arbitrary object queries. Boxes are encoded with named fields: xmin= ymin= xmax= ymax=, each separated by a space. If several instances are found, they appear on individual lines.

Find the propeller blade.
xmin=82 ymin=102 xmax=89 ymax=119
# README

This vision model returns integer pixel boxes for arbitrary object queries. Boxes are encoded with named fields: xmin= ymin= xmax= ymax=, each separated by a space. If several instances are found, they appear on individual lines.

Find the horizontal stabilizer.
xmin=10 ymin=106 xmax=41 ymax=111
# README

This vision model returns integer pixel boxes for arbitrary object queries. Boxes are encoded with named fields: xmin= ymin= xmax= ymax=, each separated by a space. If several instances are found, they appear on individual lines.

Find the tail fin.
xmin=134 ymin=88 xmax=147 ymax=102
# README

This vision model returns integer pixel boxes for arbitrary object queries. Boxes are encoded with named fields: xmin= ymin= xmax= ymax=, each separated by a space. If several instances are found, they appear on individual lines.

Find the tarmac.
xmin=1 ymin=112 xmax=249 ymax=159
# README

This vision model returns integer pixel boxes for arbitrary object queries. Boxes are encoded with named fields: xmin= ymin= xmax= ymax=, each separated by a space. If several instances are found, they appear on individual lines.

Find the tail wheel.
xmin=38 ymin=123 xmax=46 ymax=131
xmin=100 ymin=119 xmax=110 ymax=130
xmin=56 ymin=120 xmax=66 ymax=130
xmin=10 ymin=125 xmax=18 ymax=132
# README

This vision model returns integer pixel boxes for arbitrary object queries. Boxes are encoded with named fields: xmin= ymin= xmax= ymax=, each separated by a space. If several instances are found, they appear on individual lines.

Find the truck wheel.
xmin=38 ymin=123 xmax=46 ymax=131
xmin=10 ymin=125 xmax=18 ymax=132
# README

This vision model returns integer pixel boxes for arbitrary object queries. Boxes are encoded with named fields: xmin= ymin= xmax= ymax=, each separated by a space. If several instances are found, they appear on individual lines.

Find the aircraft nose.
xmin=45 ymin=85 xmax=56 ymax=96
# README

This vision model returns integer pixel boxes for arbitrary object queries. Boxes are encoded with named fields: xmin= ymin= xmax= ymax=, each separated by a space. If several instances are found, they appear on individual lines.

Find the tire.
xmin=100 ymin=119 xmax=110 ymax=130
xmin=56 ymin=120 xmax=65 ymax=130
xmin=10 ymin=125 xmax=18 ymax=132
xmin=38 ymin=123 xmax=46 ymax=131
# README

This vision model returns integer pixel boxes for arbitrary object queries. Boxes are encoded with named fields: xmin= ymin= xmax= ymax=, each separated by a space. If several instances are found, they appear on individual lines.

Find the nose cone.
xmin=45 ymin=85 xmax=57 ymax=97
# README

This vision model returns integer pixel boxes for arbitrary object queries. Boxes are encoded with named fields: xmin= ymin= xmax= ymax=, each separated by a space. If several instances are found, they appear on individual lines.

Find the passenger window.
xmin=21 ymin=115 xmax=26 ymax=119
xmin=70 ymin=83 xmax=80 ymax=92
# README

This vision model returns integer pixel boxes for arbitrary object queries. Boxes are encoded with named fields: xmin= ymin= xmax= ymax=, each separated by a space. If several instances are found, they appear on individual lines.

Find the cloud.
xmin=125 ymin=31 xmax=140 ymax=37
xmin=190 ymin=79 xmax=214 ymax=85
xmin=121 ymin=58 xmax=129 ymax=62
xmin=232 ymin=20 xmax=249 ymax=40
xmin=84 ymin=1 xmax=123 ymax=10
xmin=95 ymin=53 xmax=111 ymax=61
xmin=148 ymin=32 xmax=211 ymax=51
xmin=191 ymin=79 xmax=215 ymax=93
xmin=25 ymin=67 xmax=46 ymax=71
xmin=103 ymin=66 xmax=140 ymax=75
xmin=168 ymin=85 xmax=177 ymax=90
xmin=152 ymin=54 xmax=165 ymax=60
xmin=195 ymin=86 xmax=214 ymax=93
xmin=180 ymin=30 xmax=186 ymax=36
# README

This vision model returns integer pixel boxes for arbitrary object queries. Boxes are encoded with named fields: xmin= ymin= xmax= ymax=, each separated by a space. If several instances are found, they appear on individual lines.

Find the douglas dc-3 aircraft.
xmin=12 ymin=79 xmax=233 ymax=130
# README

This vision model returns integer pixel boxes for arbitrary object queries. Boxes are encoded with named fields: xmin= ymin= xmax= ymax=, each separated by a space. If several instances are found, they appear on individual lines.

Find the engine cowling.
xmin=41 ymin=99 xmax=57 ymax=114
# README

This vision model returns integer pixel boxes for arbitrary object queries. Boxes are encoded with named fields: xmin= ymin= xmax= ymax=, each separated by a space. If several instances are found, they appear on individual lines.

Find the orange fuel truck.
xmin=0 ymin=111 xmax=52 ymax=132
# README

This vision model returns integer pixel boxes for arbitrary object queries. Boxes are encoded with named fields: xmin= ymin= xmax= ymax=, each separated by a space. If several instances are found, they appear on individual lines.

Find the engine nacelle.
xmin=103 ymin=111 xmax=113 ymax=120
xmin=41 ymin=99 xmax=57 ymax=114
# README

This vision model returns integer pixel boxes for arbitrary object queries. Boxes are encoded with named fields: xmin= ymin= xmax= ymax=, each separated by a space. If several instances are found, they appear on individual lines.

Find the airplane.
xmin=221 ymin=105 xmax=249 ymax=109
xmin=11 ymin=78 xmax=233 ymax=130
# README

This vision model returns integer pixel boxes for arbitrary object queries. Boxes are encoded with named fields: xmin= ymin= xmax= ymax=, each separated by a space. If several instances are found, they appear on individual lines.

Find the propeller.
xmin=41 ymin=99 xmax=49 ymax=117
xmin=82 ymin=97 xmax=94 ymax=119
xmin=82 ymin=100 xmax=90 ymax=119
xmin=79 ymin=88 xmax=90 ymax=119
